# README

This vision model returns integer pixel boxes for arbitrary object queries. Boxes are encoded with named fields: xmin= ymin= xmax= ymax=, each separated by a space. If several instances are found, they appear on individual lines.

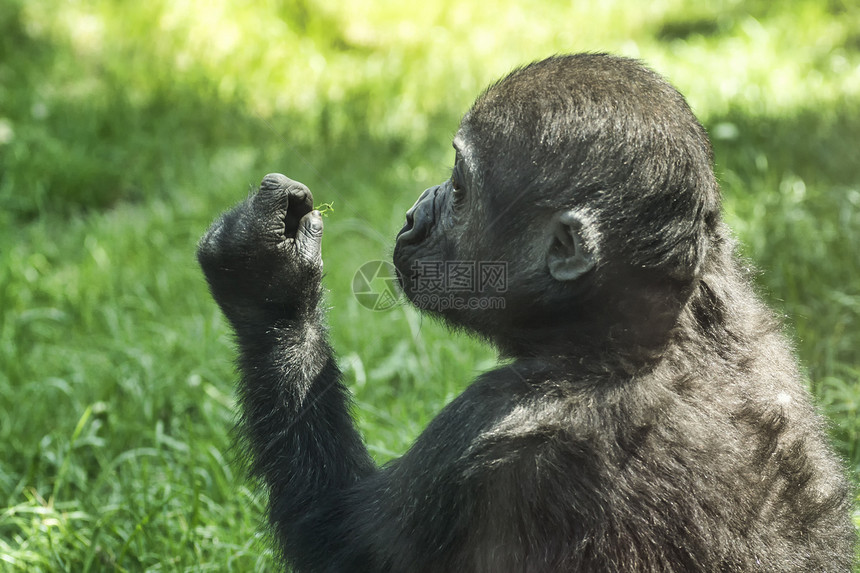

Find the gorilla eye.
xmin=451 ymin=162 xmax=466 ymax=196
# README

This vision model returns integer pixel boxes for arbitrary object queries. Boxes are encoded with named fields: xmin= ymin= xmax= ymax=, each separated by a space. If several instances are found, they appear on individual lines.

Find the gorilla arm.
xmin=196 ymin=174 xmax=377 ymax=567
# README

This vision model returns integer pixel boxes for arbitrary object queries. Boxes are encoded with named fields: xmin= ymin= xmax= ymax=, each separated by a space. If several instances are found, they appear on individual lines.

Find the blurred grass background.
xmin=0 ymin=0 xmax=858 ymax=569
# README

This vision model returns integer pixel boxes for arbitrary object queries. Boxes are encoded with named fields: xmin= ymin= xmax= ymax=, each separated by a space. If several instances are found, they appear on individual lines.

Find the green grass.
xmin=1 ymin=0 xmax=858 ymax=569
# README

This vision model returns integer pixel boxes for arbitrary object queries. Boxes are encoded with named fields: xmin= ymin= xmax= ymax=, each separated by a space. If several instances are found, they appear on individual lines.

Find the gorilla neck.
xmin=486 ymin=308 xmax=678 ymax=368
xmin=488 ymin=279 xmax=693 ymax=367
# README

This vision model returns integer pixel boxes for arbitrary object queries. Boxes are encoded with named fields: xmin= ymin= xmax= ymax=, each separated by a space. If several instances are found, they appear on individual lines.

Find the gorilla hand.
xmin=197 ymin=173 xmax=324 ymax=329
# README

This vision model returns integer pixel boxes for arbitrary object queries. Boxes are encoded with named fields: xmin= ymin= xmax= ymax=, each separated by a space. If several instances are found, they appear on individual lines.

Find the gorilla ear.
xmin=547 ymin=209 xmax=597 ymax=281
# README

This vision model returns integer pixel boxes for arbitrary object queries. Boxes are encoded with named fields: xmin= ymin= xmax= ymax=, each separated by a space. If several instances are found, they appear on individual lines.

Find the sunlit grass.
xmin=1 ymin=0 xmax=858 ymax=568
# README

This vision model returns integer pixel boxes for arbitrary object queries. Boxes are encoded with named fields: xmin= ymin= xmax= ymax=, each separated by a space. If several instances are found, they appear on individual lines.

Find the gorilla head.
xmin=394 ymin=54 xmax=722 ymax=356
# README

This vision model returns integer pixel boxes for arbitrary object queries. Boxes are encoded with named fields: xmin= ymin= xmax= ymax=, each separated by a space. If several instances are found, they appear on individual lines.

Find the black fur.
xmin=198 ymin=54 xmax=855 ymax=572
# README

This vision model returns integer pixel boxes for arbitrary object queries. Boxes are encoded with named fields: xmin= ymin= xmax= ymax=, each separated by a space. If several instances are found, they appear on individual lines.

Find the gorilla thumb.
xmin=295 ymin=211 xmax=324 ymax=265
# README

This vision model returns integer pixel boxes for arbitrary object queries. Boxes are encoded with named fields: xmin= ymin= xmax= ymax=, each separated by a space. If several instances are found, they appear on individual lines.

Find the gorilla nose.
xmin=405 ymin=186 xmax=435 ymax=220
xmin=398 ymin=185 xmax=439 ymax=244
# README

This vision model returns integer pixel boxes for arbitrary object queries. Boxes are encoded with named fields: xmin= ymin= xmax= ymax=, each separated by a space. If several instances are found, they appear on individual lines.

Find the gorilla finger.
xmin=260 ymin=173 xmax=293 ymax=192
xmin=254 ymin=174 xmax=314 ymax=235
xmin=295 ymin=211 xmax=324 ymax=265
xmin=254 ymin=173 xmax=294 ymax=218
xmin=256 ymin=173 xmax=313 ymax=210
xmin=284 ymin=183 xmax=314 ymax=233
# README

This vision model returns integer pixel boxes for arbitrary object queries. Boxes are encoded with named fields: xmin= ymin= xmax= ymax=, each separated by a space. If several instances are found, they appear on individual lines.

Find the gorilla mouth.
xmin=396 ymin=186 xmax=438 ymax=245
xmin=396 ymin=212 xmax=428 ymax=244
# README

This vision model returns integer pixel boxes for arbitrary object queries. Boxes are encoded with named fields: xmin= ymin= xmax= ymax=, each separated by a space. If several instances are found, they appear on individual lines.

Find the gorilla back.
xmin=198 ymin=54 xmax=855 ymax=572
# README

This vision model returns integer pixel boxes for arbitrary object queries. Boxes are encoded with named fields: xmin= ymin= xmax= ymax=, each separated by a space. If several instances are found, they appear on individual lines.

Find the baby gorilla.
xmin=198 ymin=54 xmax=855 ymax=572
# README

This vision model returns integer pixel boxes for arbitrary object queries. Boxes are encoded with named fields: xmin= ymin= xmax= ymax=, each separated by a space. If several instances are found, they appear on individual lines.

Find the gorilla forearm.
xmin=233 ymin=318 xmax=375 ymax=507
xmin=197 ymin=176 xmax=376 ymax=567
xmin=236 ymin=335 xmax=376 ymax=567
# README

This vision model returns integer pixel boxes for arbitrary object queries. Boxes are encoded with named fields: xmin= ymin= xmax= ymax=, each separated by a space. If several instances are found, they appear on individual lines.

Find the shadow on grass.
xmin=655 ymin=0 xmax=856 ymax=42
xmin=0 ymin=0 xmax=405 ymax=221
